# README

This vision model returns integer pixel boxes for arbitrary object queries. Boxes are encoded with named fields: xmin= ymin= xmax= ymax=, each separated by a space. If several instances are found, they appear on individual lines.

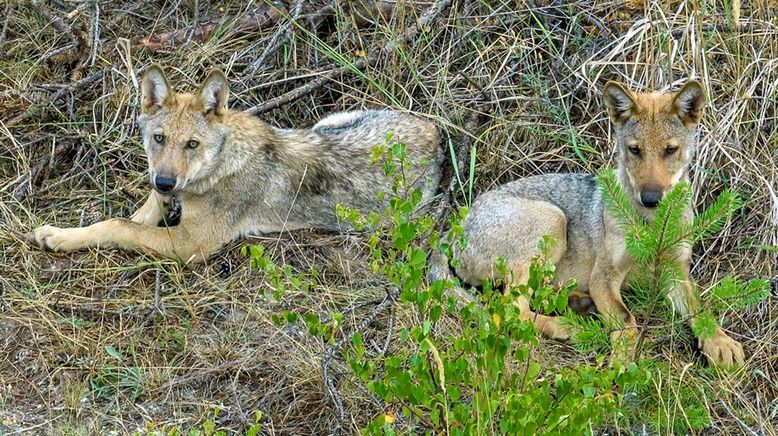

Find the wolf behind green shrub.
xmin=242 ymin=139 xmax=768 ymax=434
xmin=335 ymin=138 xmax=649 ymax=434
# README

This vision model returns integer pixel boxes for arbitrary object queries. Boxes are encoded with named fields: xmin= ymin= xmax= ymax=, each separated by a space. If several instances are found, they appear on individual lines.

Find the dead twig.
xmin=718 ymin=399 xmax=760 ymax=436
xmin=245 ymin=64 xmax=361 ymax=115
xmin=245 ymin=0 xmax=452 ymax=115
xmin=246 ymin=0 xmax=306 ymax=74
xmin=322 ymin=286 xmax=399 ymax=434
xmin=0 ymin=1 xmax=12 ymax=45
xmin=29 ymin=0 xmax=85 ymax=54
xmin=12 ymin=138 xmax=79 ymax=206
xmin=7 ymin=68 xmax=106 ymax=127
xmin=87 ymin=0 xmax=100 ymax=66
xmin=186 ymin=0 xmax=200 ymax=43
xmin=141 ymin=2 xmax=287 ymax=52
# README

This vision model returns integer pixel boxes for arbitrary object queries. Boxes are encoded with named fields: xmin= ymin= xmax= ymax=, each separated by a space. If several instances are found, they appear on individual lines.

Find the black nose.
xmin=640 ymin=191 xmax=662 ymax=208
xmin=154 ymin=175 xmax=177 ymax=192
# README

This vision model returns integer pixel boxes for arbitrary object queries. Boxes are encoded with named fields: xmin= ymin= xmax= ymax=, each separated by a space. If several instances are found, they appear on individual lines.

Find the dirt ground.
xmin=1 ymin=1 xmax=776 ymax=434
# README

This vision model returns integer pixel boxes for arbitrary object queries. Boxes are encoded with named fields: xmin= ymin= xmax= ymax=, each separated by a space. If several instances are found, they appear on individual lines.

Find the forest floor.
xmin=0 ymin=1 xmax=776 ymax=434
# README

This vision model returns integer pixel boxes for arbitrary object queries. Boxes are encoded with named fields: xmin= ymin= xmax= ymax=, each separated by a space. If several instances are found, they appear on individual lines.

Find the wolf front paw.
xmin=32 ymin=225 xmax=84 ymax=252
xmin=700 ymin=330 xmax=745 ymax=368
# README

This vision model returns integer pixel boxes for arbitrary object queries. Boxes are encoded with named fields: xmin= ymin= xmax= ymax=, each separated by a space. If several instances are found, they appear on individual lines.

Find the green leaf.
xmin=284 ymin=311 xmax=298 ymax=324
xmin=692 ymin=312 xmax=718 ymax=340
xmin=596 ymin=168 xmax=646 ymax=231
xmin=352 ymin=332 xmax=364 ymax=359
xmin=409 ymin=248 xmax=427 ymax=266
xmin=105 ymin=345 xmax=123 ymax=362
xmin=689 ymin=190 xmax=742 ymax=243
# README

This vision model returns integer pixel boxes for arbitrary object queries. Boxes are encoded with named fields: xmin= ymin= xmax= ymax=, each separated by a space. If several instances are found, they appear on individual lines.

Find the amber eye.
xmin=628 ymin=146 xmax=641 ymax=157
xmin=665 ymin=146 xmax=679 ymax=156
xmin=186 ymin=139 xmax=199 ymax=149
xmin=153 ymin=133 xmax=165 ymax=144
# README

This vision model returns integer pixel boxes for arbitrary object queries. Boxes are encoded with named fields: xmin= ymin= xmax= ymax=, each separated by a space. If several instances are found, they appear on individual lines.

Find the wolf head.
xmin=137 ymin=65 xmax=230 ymax=194
xmin=604 ymin=80 xmax=705 ymax=209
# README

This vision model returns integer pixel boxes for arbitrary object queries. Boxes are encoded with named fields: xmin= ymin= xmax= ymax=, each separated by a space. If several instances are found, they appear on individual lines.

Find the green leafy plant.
xmin=595 ymin=168 xmax=768 ymax=353
xmin=240 ymin=140 xmax=769 ymax=434
xmin=333 ymin=138 xmax=650 ymax=434
xmin=90 ymin=344 xmax=146 ymax=402
xmin=587 ymin=168 xmax=770 ymax=433
xmin=134 ymin=408 xmax=263 ymax=436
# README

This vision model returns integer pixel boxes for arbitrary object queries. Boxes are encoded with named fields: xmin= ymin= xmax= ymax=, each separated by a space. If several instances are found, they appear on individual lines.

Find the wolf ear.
xmin=672 ymin=80 xmax=706 ymax=126
xmin=603 ymin=81 xmax=639 ymax=125
xmin=198 ymin=69 xmax=229 ymax=116
xmin=140 ymin=64 xmax=171 ymax=115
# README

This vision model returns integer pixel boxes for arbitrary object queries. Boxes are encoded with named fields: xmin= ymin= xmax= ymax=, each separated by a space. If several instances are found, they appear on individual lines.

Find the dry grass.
xmin=1 ymin=0 xmax=776 ymax=434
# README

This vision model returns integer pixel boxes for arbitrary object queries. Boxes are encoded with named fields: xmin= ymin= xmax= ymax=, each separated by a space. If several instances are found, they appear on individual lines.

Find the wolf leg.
xmin=588 ymin=263 xmax=637 ymax=362
xmin=667 ymin=266 xmax=744 ymax=367
xmin=33 ymin=217 xmax=221 ymax=262
xmin=456 ymin=195 xmax=571 ymax=340
xmin=507 ymin=267 xmax=571 ymax=340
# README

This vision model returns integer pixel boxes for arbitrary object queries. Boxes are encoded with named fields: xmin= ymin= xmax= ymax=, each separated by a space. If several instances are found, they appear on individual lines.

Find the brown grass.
xmin=0 ymin=1 xmax=776 ymax=434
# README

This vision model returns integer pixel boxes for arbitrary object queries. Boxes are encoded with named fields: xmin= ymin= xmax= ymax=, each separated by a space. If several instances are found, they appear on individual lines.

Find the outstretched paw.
xmin=32 ymin=225 xmax=83 ymax=252
xmin=700 ymin=330 xmax=745 ymax=368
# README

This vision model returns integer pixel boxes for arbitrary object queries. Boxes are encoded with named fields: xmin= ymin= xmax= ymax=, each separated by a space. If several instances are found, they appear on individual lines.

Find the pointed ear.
xmin=198 ymin=69 xmax=229 ymax=116
xmin=603 ymin=81 xmax=640 ymax=125
xmin=672 ymin=80 xmax=706 ymax=126
xmin=140 ymin=64 xmax=171 ymax=115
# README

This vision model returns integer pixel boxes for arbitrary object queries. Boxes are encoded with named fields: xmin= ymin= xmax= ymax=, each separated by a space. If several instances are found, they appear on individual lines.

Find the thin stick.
xmin=0 ymin=1 xmax=12 ymax=45
xmin=88 ymin=0 xmax=100 ymax=66
xmin=29 ymin=0 xmax=84 ymax=52
xmin=141 ymin=2 xmax=287 ymax=52
xmin=7 ymin=68 xmax=106 ymax=127
xmin=245 ymin=0 xmax=452 ymax=115
xmin=246 ymin=0 xmax=305 ymax=74
xmin=321 ymin=287 xmax=399 ymax=434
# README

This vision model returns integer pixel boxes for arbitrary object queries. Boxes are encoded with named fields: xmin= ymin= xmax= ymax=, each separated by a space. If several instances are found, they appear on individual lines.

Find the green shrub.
xmin=242 ymin=139 xmax=769 ymax=434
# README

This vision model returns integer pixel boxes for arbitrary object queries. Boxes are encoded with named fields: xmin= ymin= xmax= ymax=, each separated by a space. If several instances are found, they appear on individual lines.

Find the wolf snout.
xmin=639 ymin=190 xmax=663 ymax=208
xmin=153 ymin=174 xmax=177 ymax=193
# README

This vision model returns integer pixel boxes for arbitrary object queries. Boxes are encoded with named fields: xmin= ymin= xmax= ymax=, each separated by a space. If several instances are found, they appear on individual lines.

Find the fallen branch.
xmin=245 ymin=0 xmax=452 ymax=115
xmin=245 ymin=63 xmax=364 ymax=115
xmin=0 ymin=1 xmax=12 ymax=45
xmin=140 ymin=2 xmax=287 ymax=52
xmin=12 ymin=137 xmax=80 ymax=207
xmin=30 ymin=0 xmax=85 ymax=54
xmin=87 ymin=0 xmax=100 ymax=66
xmin=246 ymin=0 xmax=305 ymax=73
xmin=7 ymin=68 xmax=106 ymax=127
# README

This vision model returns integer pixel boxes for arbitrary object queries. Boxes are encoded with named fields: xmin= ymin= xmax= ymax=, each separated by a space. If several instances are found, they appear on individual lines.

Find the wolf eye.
xmin=665 ymin=146 xmax=679 ymax=156
xmin=153 ymin=133 xmax=165 ymax=144
xmin=186 ymin=139 xmax=199 ymax=149
xmin=628 ymin=146 xmax=641 ymax=157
